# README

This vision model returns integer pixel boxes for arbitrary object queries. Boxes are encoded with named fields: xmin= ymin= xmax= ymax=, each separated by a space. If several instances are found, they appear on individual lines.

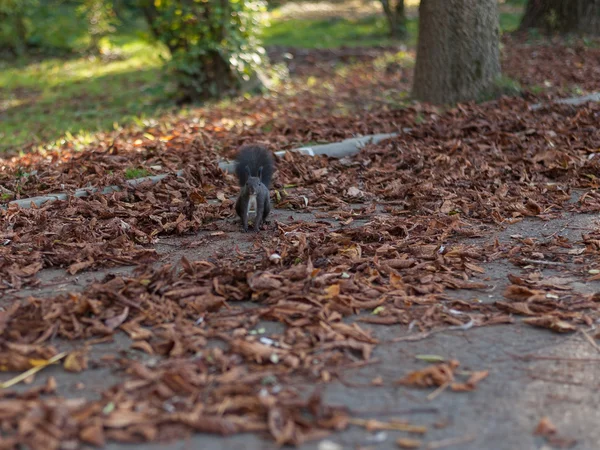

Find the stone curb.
xmin=3 ymin=132 xmax=400 ymax=210
xmin=530 ymin=92 xmax=600 ymax=110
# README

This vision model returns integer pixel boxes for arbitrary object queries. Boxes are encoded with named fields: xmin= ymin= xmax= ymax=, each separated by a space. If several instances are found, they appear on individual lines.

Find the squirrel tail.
xmin=234 ymin=145 xmax=275 ymax=188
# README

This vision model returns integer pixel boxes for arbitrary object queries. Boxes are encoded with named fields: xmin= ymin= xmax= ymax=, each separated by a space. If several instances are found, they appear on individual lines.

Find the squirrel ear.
xmin=245 ymin=166 xmax=251 ymax=176
xmin=258 ymin=166 xmax=263 ymax=178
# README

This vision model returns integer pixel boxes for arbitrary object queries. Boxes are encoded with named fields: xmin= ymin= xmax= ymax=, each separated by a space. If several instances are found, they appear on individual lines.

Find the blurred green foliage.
xmin=0 ymin=0 xmax=120 ymax=56
xmin=0 ymin=0 xmax=40 ymax=56
xmin=138 ymin=0 xmax=268 ymax=101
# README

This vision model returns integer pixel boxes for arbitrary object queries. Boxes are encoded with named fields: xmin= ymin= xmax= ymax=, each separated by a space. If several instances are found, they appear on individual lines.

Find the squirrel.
xmin=234 ymin=145 xmax=275 ymax=232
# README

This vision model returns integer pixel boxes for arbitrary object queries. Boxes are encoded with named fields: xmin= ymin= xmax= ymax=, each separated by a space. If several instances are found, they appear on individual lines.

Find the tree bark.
xmin=379 ymin=0 xmax=407 ymax=39
xmin=412 ymin=0 xmax=501 ymax=105
xmin=519 ymin=0 xmax=600 ymax=35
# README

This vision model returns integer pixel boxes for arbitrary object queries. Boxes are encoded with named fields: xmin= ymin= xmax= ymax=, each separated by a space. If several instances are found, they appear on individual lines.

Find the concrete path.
xmin=3 ymin=202 xmax=600 ymax=450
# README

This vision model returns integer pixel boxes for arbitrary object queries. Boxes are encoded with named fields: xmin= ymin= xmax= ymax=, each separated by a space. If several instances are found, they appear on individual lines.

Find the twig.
xmin=520 ymin=258 xmax=567 ymax=266
xmin=527 ymin=374 xmax=587 ymax=387
xmin=391 ymin=329 xmax=445 ymax=343
xmin=338 ymin=358 xmax=382 ymax=370
xmin=427 ymin=381 xmax=450 ymax=401
xmin=0 ymin=352 xmax=68 ymax=389
xmin=348 ymin=407 xmax=439 ymax=417
xmin=348 ymin=418 xmax=427 ymax=434
xmin=505 ymin=353 xmax=600 ymax=363
xmin=541 ymin=220 xmax=571 ymax=240
xmin=580 ymin=329 xmax=600 ymax=354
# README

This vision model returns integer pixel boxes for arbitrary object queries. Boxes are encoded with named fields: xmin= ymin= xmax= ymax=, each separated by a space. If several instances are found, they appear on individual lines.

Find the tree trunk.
xmin=14 ymin=14 xmax=28 ymax=56
xmin=519 ymin=0 xmax=600 ymax=35
xmin=412 ymin=0 xmax=501 ymax=105
xmin=379 ymin=0 xmax=407 ymax=39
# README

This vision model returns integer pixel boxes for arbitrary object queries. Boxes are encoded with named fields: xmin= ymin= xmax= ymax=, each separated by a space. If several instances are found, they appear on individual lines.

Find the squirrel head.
xmin=244 ymin=165 xmax=263 ymax=195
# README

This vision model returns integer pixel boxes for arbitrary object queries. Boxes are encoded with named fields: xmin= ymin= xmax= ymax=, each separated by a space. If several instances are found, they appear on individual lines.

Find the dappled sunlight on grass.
xmin=0 ymin=45 xmax=414 ymax=179
xmin=0 ymin=39 xmax=165 ymax=90
xmin=262 ymin=15 xmax=395 ymax=48
xmin=0 ymin=37 xmax=173 ymax=151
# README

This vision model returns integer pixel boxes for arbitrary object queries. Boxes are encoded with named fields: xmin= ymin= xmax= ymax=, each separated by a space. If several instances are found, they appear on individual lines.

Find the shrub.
xmin=140 ymin=0 xmax=269 ymax=101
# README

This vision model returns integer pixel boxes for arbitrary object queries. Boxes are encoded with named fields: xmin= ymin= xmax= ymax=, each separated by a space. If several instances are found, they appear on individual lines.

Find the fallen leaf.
xmin=503 ymin=285 xmax=545 ymax=301
xmin=67 ymin=258 xmax=95 ymax=275
xmin=324 ymin=284 xmax=340 ymax=299
xmin=104 ymin=307 xmax=129 ymax=330
xmin=395 ymin=360 xmax=459 ymax=388
xmin=130 ymin=340 xmax=154 ymax=355
xmin=80 ymin=421 xmax=106 ymax=447
xmin=523 ymin=316 xmax=577 ymax=333
xmin=535 ymin=417 xmax=557 ymax=436
xmin=451 ymin=370 xmax=489 ymax=391
xmin=396 ymin=437 xmax=422 ymax=448
xmin=64 ymin=350 xmax=89 ymax=373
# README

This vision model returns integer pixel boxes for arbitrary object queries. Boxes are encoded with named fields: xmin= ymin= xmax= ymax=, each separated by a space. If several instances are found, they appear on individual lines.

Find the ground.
xmin=3 ymin=194 xmax=600 ymax=450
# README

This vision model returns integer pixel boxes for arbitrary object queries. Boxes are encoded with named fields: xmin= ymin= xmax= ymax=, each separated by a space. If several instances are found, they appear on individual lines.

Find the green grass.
xmin=0 ymin=34 xmax=173 ymax=151
xmin=261 ymin=9 xmax=521 ymax=48
xmin=499 ymin=11 xmax=522 ymax=33
xmin=262 ymin=15 xmax=419 ymax=48
xmin=124 ymin=167 xmax=151 ymax=179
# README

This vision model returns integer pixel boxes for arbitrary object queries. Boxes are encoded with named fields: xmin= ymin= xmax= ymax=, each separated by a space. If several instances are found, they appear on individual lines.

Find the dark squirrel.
xmin=234 ymin=145 xmax=275 ymax=232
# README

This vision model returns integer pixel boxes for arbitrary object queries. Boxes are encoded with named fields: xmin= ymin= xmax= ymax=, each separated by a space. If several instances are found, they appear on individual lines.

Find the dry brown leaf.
xmin=451 ymin=370 xmax=489 ymax=391
xmin=64 ymin=350 xmax=89 ymax=373
xmin=121 ymin=323 xmax=154 ymax=341
xmin=464 ymin=262 xmax=485 ymax=274
xmin=395 ymin=360 xmax=459 ymax=388
xmin=130 ymin=340 xmax=154 ymax=355
xmin=268 ymin=407 xmax=296 ymax=446
xmin=104 ymin=307 xmax=130 ymax=330
xmin=80 ymin=421 xmax=106 ymax=447
xmin=248 ymin=272 xmax=283 ymax=291
xmin=371 ymin=376 xmax=383 ymax=386
xmin=104 ymin=410 xmax=151 ymax=428
xmin=534 ymin=417 xmax=557 ymax=436
xmin=324 ymin=284 xmax=340 ymax=299
xmin=0 ymin=301 xmax=20 ymax=335
xmin=523 ymin=316 xmax=577 ymax=333
xmin=396 ymin=437 xmax=422 ymax=449
xmin=495 ymin=301 xmax=536 ymax=316
xmin=231 ymin=339 xmax=300 ymax=367
xmin=68 ymin=258 xmax=95 ymax=275
xmin=189 ymin=191 xmax=207 ymax=204
xmin=503 ymin=285 xmax=545 ymax=301
xmin=319 ymin=339 xmax=373 ymax=360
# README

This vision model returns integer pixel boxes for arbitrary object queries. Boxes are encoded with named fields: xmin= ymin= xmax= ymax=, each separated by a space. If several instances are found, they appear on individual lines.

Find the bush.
xmin=140 ymin=0 xmax=269 ymax=101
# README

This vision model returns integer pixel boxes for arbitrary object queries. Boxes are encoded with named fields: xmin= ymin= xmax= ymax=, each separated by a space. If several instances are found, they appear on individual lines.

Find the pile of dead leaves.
xmin=503 ymin=34 xmax=600 ymax=99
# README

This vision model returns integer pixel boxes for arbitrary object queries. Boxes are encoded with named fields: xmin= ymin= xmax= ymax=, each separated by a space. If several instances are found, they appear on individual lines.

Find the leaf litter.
xmin=1 ymin=36 xmax=600 ymax=448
